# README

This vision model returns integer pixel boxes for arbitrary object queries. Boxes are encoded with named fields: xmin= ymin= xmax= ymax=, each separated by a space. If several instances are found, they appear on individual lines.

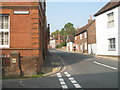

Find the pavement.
xmin=41 ymin=50 xmax=63 ymax=77
xmin=57 ymin=48 xmax=118 ymax=61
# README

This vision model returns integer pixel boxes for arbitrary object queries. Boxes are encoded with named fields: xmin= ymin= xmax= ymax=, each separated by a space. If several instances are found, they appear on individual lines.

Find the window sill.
xmin=0 ymin=45 xmax=9 ymax=48
xmin=108 ymin=50 xmax=116 ymax=51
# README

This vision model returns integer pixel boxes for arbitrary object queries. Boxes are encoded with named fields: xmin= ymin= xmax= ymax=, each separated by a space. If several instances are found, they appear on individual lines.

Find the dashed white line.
xmin=64 ymin=72 xmax=69 ymax=75
xmin=57 ymin=73 xmax=61 ymax=75
xmin=57 ymin=73 xmax=62 ymax=77
xmin=61 ymin=85 xmax=68 ymax=89
xmin=73 ymin=83 xmax=81 ymax=88
xmin=64 ymin=72 xmax=82 ymax=88
xmin=71 ymin=80 xmax=77 ymax=84
xmin=57 ymin=73 xmax=68 ymax=89
xmin=59 ymin=78 xmax=64 ymax=82
xmin=60 ymin=81 xmax=66 ymax=85
xmin=68 ymin=77 xmax=74 ymax=80
xmin=93 ymin=61 xmax=117 ymax=70
xmin=66 ymin=74 xmax=71 ymax=77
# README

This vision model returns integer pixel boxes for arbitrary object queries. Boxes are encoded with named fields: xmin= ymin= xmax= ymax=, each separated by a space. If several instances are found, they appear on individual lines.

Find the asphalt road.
xmin=2 ymin=49 xmax=118 ymax=89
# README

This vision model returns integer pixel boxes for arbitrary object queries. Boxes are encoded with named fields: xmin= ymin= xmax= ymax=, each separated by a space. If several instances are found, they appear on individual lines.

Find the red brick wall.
xmin=88 ymin=20 xmax=96 ymax=44
xmin=1 ymin=2 xmax=48 ymax=76
xmin=74 ymin=20 xmax=96 ymax=53
xmin=74 ymin=33 xmax=87 ymax=53
xmin=1 ymin=2 xmax=38 ymax=6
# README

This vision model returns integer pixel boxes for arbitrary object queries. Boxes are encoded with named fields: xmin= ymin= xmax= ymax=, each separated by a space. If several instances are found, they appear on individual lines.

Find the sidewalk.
xmin=57 ymin=48 xmax=118 ymax=61
xmin=41 ymin=51 xmax=63 ymax=77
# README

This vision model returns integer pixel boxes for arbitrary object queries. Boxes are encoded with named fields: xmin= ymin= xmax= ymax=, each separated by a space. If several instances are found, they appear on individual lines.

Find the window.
xmin=108 ymin=38 xmax=116 ymax=50
xmin=107 ymin=12 xmax=114 ymax=28
xmin=80 ymin=34 xmax=82 ymax=39
xmin=0 ymin=15 xmax=9 ymax=47
xmin=84 ymin=32 xmax=87 ymax=38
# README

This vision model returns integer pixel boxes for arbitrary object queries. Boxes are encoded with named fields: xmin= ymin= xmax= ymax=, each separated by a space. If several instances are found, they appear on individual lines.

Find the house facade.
xmin=49 ymin=37 xmax=56 ymax=49
xmin=0 ymin=1 xmax=49 ymax=76
xmin=94 ymin=1 xmax=120 ymax=56
xmin=66 ymin=35 xmax=74 ymax=52
xmin=74 ymin=17 xmax=96 ymax=54
xmin=49 ymin=34 xmax=65 ymax=49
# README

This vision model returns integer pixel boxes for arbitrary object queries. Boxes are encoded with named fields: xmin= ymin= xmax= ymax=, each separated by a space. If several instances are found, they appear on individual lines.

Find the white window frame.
xmin=107 ymin=12 xmax=114 ymax=28
xmin=0 ymin=15 xmax=10 ymax=48
xmin=108 ymin=38 xmax=116 ymax=51
xmin=80 ymin=34 xmax=82 ymax=40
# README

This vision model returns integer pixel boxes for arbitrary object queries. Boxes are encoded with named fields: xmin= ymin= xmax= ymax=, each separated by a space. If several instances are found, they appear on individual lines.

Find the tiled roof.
xmin=94 ymin=0 xmax=120 ymax=16
xmin=74 ymin=20 xmax=94 ymax=36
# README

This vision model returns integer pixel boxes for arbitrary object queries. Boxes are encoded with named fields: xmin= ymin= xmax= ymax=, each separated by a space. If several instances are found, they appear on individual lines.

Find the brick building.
xmin=0 ymin=1 xmax=50 ymax=76
xmin=74 ymin=16 xmax=96 ymax=54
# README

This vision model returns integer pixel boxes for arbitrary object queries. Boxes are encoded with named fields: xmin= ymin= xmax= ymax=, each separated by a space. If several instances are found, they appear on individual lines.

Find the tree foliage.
xmin=51 ymin=22 xmax=76 ymax=47
xmin=51 ymin=22 xmax=76 ymax=37
xmin=51 ymin=30 xmax=59 ymax=37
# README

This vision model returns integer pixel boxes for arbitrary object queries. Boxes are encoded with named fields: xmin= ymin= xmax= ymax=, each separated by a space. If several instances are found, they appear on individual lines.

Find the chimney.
xmin=88 ymin=15 xmax=93 ymax=24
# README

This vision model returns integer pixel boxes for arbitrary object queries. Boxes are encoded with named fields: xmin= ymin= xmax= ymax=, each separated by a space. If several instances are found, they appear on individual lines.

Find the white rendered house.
xmin=94 ymin=1 xmax=120 ymax=56
xmin=66 ymin=35 xmax=74 ymax=52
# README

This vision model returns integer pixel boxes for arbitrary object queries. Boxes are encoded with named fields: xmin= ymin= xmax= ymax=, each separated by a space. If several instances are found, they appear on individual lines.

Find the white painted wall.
xmin=88 ymin=43 xmax=96 ymax=55
xmin=95 ymin=7 xmax=119 ymax=56
xmin=67 ymin=42 xmax=73 ymax=52
xmin=50 ymin=40 xmax=56 ymax=48
xmin=118 ymin=6 xmax=120 ymax=56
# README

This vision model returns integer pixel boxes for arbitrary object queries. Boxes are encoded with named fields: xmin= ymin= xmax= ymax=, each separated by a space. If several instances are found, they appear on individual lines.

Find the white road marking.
xmin=19 ymin=80 xmax=22 ymax=83
xmin=57 ymin=73 xmax=62 ymax=77
xmin=61 ymin=85 xmax=68 ymax=89
xmin=59 ymin=78 xmax=64 ymax=82
xmin=57 ymin=73 xmax=68 ymax=89
xmin=57 ymin=73 xmax=61 ymax=76
xmin=64 ymin=72 xmax=69 ymax=75
xmin=66 ymin=74 xmax=71 ymax=77
xmin=64 ymin=72 xmax=82 ymax=88
xmin=93 ymin=61 xmax=117 ymax=70
xmin=71 ymin=80 xmax=77 ymax=83
xmin=58 ymin=75 xmax=62 ymax=78
xmin=60 ymin=81 xmax=66 ymax=85
xmin=73 ymin=83 xmax=81 ymax=88
xmin=68 ymin=77 xmax=74 ymax=80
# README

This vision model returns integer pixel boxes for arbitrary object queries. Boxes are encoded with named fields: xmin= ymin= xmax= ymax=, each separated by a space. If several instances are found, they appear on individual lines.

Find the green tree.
xmin=60 ymin=28 xmax=65 ymax=35
xmin=64 ymin=22 xmax=76 ymax=36
xmin=51 ymin=30 xmax=59 ymax=37
xmin=51 ymin=22 xmax=76 ymax=48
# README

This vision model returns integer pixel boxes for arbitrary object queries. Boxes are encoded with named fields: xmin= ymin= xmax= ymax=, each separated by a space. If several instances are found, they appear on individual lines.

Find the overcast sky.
xmin=46 ymin=2 xmax=108 ymax=33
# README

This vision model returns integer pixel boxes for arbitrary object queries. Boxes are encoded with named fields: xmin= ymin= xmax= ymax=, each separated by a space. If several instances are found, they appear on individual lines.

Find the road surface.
xmin=2 ymin=49 xmax=118 ymax=89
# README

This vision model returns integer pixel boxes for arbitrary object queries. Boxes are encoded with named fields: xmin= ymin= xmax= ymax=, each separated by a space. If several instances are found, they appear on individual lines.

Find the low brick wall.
xmin=21 ymin=57 xmax=42 ymax=76
xmin=2 ymin=56 xmax=43 ymax=77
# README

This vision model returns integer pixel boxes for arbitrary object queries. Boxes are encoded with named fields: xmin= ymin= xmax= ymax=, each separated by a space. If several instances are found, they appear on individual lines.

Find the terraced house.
xmin=74 ymin=16 xmax=96 ymax=55
xmin=94 ymin=1 xmax=120 ymax=57
xmin=0 ymin=1 xmax=50 ymax=76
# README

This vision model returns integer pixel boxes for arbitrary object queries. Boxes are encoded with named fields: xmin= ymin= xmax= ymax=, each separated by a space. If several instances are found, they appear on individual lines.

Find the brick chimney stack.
xmin=88 ymin=15 xmax=93 ymax=24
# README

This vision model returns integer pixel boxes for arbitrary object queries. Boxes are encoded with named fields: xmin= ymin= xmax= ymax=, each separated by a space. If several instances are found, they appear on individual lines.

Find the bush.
xmin=56 ymin=41 xmax=66 ymax=49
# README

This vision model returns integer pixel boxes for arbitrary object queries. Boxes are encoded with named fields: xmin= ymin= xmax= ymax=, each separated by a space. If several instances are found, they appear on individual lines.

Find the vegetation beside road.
xmin=2 ymin=73 xmax=44 ymax=79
